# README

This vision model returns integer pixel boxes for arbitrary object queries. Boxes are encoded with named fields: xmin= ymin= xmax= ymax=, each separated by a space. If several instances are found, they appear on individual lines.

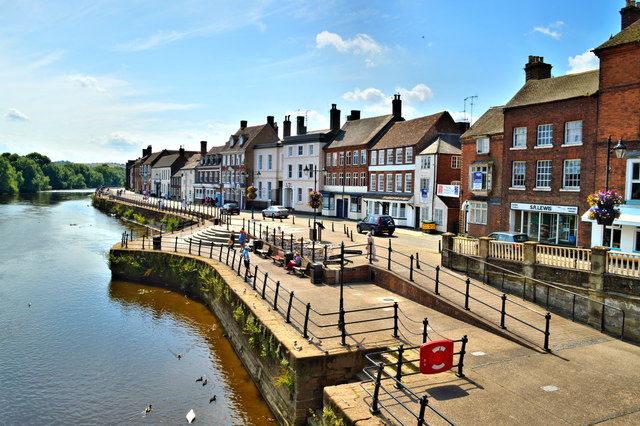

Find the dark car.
xmin=221 ymin=203 xmax=240 ymax=215
xmin=487 ymin=232 xmax=529 ymax=242
xmin=357 ymin=214 xmax=396 ymax=236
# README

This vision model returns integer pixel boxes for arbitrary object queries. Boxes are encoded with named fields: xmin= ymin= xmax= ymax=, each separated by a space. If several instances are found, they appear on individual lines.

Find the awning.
xmin=363 ymin=193 xmax=414 ymax=202
xmin=436 ymin=195 xmax=460 ymax=209
xmin=581 ymin=205 xmax=640 ymax=227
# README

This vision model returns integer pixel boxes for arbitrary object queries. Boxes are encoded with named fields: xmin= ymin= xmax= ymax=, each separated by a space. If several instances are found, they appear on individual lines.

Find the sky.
xmin=0 ymin=0 xmax=625 ymax=163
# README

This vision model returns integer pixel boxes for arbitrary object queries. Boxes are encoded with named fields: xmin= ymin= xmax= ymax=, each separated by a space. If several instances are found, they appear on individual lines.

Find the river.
xmin=0 ymin=191 xmax=274 ymax=425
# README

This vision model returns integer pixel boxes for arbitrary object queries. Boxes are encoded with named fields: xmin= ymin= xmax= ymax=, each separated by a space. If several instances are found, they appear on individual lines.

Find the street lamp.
xmin=605 ymin=136 xmax=627 ymax=191
xmin=304 ymin=165 xmax=326 ymax=240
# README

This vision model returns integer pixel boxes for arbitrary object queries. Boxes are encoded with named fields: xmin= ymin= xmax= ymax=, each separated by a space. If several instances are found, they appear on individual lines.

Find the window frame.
xmin=468 ymin=201 xmax=488 ymax=225
xmin=536 ymin=160 xmax=552 ymax=188
xmin=564 ymin=121 xmax=583 ymax=145
xmin=512 ymin=161 xmax=526 ymax=188
xmin=537 ymin=124 xmax=553 ymax=147
xmin=476 ymin=137 xmax=490 ymax=154
xmin=513 ymin=127 xmax=527 ymax=148
xmin=562 ymin=159 xmax=581 ymax=188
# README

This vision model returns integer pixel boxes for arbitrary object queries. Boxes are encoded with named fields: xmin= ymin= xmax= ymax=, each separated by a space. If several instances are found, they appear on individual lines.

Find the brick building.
xmin=460 ymin=107 xmax=505 ymax=236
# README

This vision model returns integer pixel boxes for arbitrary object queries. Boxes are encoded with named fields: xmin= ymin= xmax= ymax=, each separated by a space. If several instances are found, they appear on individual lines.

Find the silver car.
xmin=262 ymin=205 xmax=289 ymax=219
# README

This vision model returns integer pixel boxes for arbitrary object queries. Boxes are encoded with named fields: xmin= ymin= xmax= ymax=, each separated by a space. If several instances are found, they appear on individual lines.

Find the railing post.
xmin=188 ymin=239 xmax=192 ymax=254
xmin=209 ymin=243 xmax=214 ymax=259
xmin=387 ymin=240 xmax=392 ymax=271
xmin=422 ymin=318 xmax=429 ymax=343
xmin=392 ymin=302 xmax=399 ymax=338
xmin=394 ymin=344 xmax=405 ymax=388
xmin=409 ymin=255 xmax=414 ymax=281
xmin=464 ymin=278 xmax=471 ymax=310
xmin=232 ymin=248 xmax=237 ymax=268
xmin=415 ymin=252 xmax=421 ymax=269
xmin=340 ymin=307 xmax=346 ymax=346
xmin=544 ymin=312 xmax=551 ymax=352
xmin=417 ymin=395 xmax=428 ymax=426
xmin=286 ymin=291 xmax=294 ymax=323
xmin=219 ymin=244 xmax=223 ymax=261
xmin=274 ymin=281 xmax=280 ymax=311
xmin=174 ymin=236 xmax=178 ymax=252
xmin=253 ymin=266 xmax=258 ymax=290
xmin=226 ymin=246 xmax=231 ymax=265
xmin=312 ymin=240 xmax=315 ymax=263
xmin=303 ymin=303 xmax=311 ymax=338
xmin=434 ymin=265 xmax=440 ymax=295
xmin=456 ymin=335 xmax=468 ymax=377
xmin=198 ymin=239 xmax=202 ymax=256
xmin=261 ymin=272 xmax=268 ymax=299
xmin=369 ymin=362 xmax=384 ymax=414
xmin=500 ymin=294 xmax=507 ymax=329
xmin=142 ymin=235 xmax=145 ymax=249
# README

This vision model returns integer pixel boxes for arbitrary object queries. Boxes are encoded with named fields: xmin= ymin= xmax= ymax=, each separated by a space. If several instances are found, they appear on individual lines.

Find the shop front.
xmin=510 ymin=202 xmax=579 ymax=246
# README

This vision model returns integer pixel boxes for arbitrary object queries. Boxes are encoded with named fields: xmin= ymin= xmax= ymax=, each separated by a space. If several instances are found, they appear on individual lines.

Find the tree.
xmin=42 ymin=163 xmax=73 ymax=189
xmin=0 ymin=157 xmax=22 ymax=194
xmin=13 ymin=157 xmax=50 ymax=192
xmin=25 ymin=152 xmax=51 ymax=167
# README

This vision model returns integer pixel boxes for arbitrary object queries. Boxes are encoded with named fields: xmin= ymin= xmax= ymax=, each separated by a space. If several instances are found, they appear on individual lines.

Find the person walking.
xmin=366 ymin=231 xmax=377 ymax=261
xmin=242 ymin=246 xmax=252 ymax=277
xmin=238 ymin=228 xmax=247 ymax=248
xmin=228 ymin=230 xmax=236 ymax=249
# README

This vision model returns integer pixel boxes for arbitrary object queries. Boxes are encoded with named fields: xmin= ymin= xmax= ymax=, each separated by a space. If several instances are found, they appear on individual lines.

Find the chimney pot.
xmin=283 ymin=115 xmax=292 ymax=138
xmin=296 ymin=116 xmax=306 ymax=135
xmin=622 ymin=0 xmax=640 ymax=30
xmin=330 ymin=104 xmax=341 ymax=131
xmin=240 ymin=120 xmax=247 ymax=130
xmin=525 ymin=55 xmax=552 ymax=81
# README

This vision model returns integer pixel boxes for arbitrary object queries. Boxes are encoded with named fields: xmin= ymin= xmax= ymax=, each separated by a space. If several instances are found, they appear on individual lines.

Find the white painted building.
xmin=253 ymin=141 xmax=282 ymax=208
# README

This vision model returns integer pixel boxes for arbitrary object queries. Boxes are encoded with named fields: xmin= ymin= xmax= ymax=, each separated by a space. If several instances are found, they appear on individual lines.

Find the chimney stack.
xmin=266 ymin=116 xmax=278 ymax=136
xmin=179 ymin=146 xmax=185 ymax=157
xmin=525 ymin=56 xmax=552 ymax=81
xmin=200 ymin=141 xmax=207 ymax=156
xmin=283 ymin=115 xmax=292 ymax=138
xmin=622 ymin=1 xmax=640 ymax=30
xmin=145 ymin=145 xmax=152 ymax=156
xmin=347 ymin=110 xmax=361 ymax=121
xmin=330 ymin=104 xmax=341 ymax=131
xmin=240 ymin=120 xmax=247 ymax=130
xmin=392 ymin=94 xmax=402 ymax=120
xmin=455 ymin=122 xmax=471 ymax=134
xmin=296 ymin=115 xmax=306 ymax=135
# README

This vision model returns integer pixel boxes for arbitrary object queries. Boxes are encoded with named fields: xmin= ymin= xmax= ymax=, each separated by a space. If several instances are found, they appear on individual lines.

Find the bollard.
xmin=544 ymin=312 xmax=551 ymax=352
xmin=435 ymin=265 xmax=440 ymax=295
xmin=332 ymin=222 xmax=335 ymax=232
xmin=312 ymin=240 xmax=315 ymax=262
xmin=500 ymin=294 xmax=507 ymax=329
xmin=409 ymin=255 xmax=414 ymax=281
xmin=350 ymin=230 xmax=353 ymax=241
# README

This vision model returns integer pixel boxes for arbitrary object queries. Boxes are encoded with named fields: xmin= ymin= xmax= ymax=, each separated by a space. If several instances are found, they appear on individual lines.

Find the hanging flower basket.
xmin=246 ymin=185 xmax=257 ymax=200
xmin=587 ymin=190 xmax=623 ymax=225
xmin=308 ymin=190 xmax=323 ymax=209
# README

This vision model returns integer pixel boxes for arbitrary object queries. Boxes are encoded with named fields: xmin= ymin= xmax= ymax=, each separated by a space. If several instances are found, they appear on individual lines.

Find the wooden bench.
xmin=270 ymin=249 xmax=285 ymax=266
xmin=292 ymin=259 xmax=310 ymax=277
xmin=255 ymin=245 xmax=271 ymax=259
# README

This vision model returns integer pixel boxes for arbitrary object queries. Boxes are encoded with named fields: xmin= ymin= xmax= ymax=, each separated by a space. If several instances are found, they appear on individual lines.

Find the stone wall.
xmin=109 ymin=248 xmax=384 ymax=425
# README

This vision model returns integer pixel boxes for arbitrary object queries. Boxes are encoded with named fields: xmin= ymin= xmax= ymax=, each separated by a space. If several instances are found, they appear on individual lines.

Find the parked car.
xmin=487 ymin=232 xmax=529 ymax=243
xmin=262 ymin=205 xmax=289 ymax=219
xmin=221 ymin=203 xmax=240 ymax=215
xmin=356 ymin=214 xmax=396 ymax=236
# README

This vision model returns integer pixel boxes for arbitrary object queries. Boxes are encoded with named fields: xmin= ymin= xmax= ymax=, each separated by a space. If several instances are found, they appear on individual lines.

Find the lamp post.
xmin=605 ymin=136 xmax=627 ymax=191
xmin=304 ymin=165 xmax=325 ymax=240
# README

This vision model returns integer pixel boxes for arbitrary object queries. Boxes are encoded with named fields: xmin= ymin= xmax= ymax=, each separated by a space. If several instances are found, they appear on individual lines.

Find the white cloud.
xmin=69 ymin=74 xmax=105 ymax=91
xmin=118 ymin=29 xmax=191 ymax=51
xmin=567 ymin=49 xmax=599 ymax=74
xmin=532 ymin=21 xmax=565 ymax=39
xmin=6 ymin=108 xmax=30 ymax=121
xmin=315 ymin=30 xmax=385 ymax=67
xmin=342 ymin=87 xmax=387 ymax=104
xmin=398 ymin=84 xmax=433 ymax=103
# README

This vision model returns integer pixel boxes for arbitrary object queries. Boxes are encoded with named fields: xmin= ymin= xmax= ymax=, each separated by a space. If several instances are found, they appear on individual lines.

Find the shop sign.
xmin=437 ymin=184 xmax=460 ymax=198
xmin=510 ymin=203 xmax=578 ymax=214
xmin=472 ymin=172 xmax=483 ymax=190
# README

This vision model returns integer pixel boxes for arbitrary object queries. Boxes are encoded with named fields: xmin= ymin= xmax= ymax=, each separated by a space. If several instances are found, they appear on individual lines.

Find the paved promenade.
xmin=107 ymin=191 xmax=640 ymax=425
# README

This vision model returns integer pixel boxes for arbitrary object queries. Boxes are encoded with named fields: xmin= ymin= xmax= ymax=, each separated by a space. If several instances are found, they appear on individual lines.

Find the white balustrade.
xmin=453 ymin=237 xmax=479 ymax=256
xmin=607 ymin=252 xmax=640 ymax=277
xmin=489 ymin=241 xmax=524 ymax=262
xmin=536 ymin=245 xmax=591 ymax=271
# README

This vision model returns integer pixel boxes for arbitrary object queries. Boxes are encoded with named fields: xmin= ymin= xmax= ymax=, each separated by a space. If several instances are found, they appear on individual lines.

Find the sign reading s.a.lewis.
xmin=510 ymin=203 xmax=578 ymax=215
xmin=437 ymin=184 xmax=460 ymax=198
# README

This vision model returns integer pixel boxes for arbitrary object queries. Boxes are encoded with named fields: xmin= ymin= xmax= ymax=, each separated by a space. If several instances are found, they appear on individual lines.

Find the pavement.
xmin=107 ymin=190 xmax=640 ymax=425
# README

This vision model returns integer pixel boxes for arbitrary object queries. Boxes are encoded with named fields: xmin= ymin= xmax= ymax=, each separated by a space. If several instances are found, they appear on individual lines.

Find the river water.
xmin=0 ymin=191 xmax=274 ymax=425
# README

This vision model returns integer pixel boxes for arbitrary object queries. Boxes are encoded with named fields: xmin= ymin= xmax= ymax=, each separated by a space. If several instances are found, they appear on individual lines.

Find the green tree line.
xmin=0 ymin=152 xmax=124 ymax=194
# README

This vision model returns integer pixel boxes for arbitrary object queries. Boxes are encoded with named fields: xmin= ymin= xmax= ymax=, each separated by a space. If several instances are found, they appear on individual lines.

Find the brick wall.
xmin=503 ymin=97 xmax=598 ymax=246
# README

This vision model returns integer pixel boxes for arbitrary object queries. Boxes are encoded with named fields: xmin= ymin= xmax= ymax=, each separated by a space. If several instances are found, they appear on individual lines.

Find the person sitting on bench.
xmin=286 ymin=252 xmax=302 ymax=272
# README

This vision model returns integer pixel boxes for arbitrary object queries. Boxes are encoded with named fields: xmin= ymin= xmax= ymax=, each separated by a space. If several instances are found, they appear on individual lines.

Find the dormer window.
xmin=239 ymin=135 xmax=245 ymax=146
xmin=229 ymin=135 xmax=236 ymax=147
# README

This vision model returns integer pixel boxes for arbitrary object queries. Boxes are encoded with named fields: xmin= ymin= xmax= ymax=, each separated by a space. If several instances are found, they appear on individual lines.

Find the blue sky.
xmin=0 ymin=0 xmax=623 ymax=163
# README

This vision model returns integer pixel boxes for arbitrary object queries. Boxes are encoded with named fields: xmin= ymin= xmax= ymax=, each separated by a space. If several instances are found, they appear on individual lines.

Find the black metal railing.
xmin=360 ymin=336 xmax=468 ymax=425
xmin=444 ymin=248 xmax=627 ymax=341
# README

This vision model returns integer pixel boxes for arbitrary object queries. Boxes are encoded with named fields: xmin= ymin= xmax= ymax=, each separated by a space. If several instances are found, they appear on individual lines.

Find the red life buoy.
xmin=420 ymin=339 xmax=454 ymax=374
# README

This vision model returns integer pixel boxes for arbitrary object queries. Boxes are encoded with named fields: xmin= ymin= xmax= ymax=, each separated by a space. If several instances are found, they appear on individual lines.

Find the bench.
xmin=292 ymin=259 xmax=310 ymax=277
xmin=255 ymin=245 xmax=271 ymax=258
xmin=270 ymin=249 xmax=285 ymax=266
